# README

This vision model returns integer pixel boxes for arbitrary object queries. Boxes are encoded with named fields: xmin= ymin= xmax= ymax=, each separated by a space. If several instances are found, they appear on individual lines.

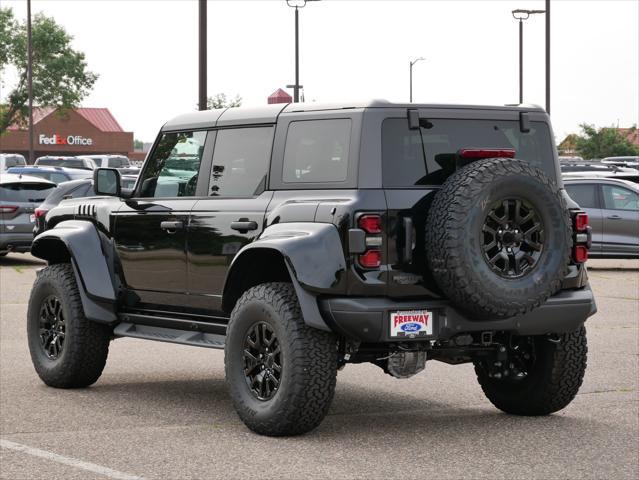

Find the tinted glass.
xmin=107 ymin=157 xmax=129 ymax=168
xmin=602 ymin=185 xmax=639 ymax=211
xmin=382 ymin=118 xmax=556 ymax=187
xmin=0 ymin=183 xmax=55 ymax=202
xmin=209 ymin=127 xmax=273 ymax=197
xmin=45 ymin=182 xmax=92 ymax=204
xmin=37 ymin=158 xmax=87 ymax=169
xmin=139 ymin=131 xmax=207 ymax=198
xmin=283 ymin=119 xmax=351 ymax=183
xmin=565 ymin=184 xmax=599 ymax=208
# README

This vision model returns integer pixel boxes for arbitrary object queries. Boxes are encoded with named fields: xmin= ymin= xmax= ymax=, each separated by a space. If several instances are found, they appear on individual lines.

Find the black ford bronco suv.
xmin=27 ymin=101 xmax=596 ymax=436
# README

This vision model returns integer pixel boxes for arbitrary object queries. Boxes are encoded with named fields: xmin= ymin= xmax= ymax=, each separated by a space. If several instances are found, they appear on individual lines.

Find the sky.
xmin=1 ymin=0 xmax=637 ymax=143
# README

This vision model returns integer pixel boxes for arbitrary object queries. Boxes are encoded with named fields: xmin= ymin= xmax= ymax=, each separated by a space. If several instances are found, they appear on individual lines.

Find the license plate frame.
xmin=389 ymin=309 xmax=434 ymax=338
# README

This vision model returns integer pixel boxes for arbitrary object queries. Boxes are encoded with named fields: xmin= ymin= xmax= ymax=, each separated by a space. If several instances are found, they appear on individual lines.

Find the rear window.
xmin=0 ymin=183 xmax=55 ymax=203
xmin=37 ymin=158 xmax=87 ymax=169
xmin=283 ymin=119 xmax=351 ymax=183
xmin=2 ymin=156 xmax=27 ymax=168
xmin=382 ymin=118 xmax=556 ymax=187
xmin=107 ymin=157 xmax=129 ymax=168
xmin=565 ymin=184 xmax=599 ymax=208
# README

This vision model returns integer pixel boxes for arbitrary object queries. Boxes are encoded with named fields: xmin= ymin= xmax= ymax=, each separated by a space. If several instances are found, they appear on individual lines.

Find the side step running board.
xmin=113 ymin=323 xmax=226 ymax=350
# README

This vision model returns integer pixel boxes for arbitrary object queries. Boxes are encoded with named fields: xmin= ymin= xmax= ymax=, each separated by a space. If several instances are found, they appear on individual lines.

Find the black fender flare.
xmin=31 ymin=220 xmax=117 ymax=324
xmin=223 ymin=223 xmax=347 ymax=332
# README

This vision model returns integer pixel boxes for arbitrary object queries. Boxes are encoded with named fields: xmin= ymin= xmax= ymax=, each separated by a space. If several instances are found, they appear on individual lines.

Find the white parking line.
xmin=0 ymin=439 xmax=144 ymax=480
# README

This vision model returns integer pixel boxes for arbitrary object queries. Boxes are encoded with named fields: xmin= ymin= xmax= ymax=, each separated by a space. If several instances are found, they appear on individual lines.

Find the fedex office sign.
xmin=39 ymin=134 xmax=93 ymax=146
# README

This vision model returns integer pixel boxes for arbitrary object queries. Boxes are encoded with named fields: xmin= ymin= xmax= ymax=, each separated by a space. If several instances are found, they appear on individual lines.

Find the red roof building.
xmin=2 ymin=107 xmax=133 ymax=162
xmin=267 ymin=88 xmax=292 ymax=105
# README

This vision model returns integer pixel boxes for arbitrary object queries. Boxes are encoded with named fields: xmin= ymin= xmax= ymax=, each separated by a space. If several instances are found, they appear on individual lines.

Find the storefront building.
xmin=0 ymin=107 xmax=133 ymax=163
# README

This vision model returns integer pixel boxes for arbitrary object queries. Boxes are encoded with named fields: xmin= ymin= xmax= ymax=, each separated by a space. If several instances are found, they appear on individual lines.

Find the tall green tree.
xmin=206 ymin=93 xmax=242 ymax=110
xmin=0 ymin=7 xmax=97 ymax=133
xmin=574 ymin=123 xmax=639 ymax=159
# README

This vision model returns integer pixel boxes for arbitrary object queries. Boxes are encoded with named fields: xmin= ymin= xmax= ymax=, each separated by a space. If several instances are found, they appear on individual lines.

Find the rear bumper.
xmin=319 ymin=286 xmax=597 ymax=342
xmin=0 ymin=233 xmax=33 ymax=253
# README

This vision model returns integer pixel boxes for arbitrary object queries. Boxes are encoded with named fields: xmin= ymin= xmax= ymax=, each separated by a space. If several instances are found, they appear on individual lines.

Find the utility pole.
xmin=546 ymin=0 xmax=551 ymax=114
xmin=198 ymin=0 xmax=207 ymax=110
xmin=286 ymin=1 xmax=319 ymax=103
xmin=409 ymin=57 xmax=425 ymax=103
xmin=27 ymin=0 xmax=34 ymax=163
xmin=512 ymin=9 xmax=545 ymax=104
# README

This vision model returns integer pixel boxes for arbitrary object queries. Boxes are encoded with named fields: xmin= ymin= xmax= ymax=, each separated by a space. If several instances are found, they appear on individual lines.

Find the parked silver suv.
xmin=0 ymin=174 xmax=56 ymax=255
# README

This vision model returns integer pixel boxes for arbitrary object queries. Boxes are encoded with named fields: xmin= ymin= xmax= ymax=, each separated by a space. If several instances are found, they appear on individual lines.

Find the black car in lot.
xmin=32 ymin=179 xmax=94 ymax=236
xmin=564 ymin=177 xmax=639 ymax=258
xmin=27 ymin=101 xmax=595 ymax=436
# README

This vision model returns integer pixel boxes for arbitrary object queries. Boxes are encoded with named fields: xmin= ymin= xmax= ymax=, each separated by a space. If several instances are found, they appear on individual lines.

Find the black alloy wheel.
xmin=39 ymin=295 xmax=66 ymax=360
xmin=482 ymin=198 xmax=545 ymax=279
xmin=243 ymin=322 xmax=282 ymax=401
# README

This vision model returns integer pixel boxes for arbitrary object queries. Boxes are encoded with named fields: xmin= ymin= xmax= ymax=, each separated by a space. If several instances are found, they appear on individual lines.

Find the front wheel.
xmin=474 ymin=326 xmax=587 ymax=415
xmin=27 ymin=264 xmax=112 ymax=388
xmin=225 ymin=282 xmax=337 ymax=436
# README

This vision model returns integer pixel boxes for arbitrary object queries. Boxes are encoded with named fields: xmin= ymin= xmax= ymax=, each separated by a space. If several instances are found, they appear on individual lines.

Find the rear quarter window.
xmin=282 ymin=119 xmax=351 ymax=183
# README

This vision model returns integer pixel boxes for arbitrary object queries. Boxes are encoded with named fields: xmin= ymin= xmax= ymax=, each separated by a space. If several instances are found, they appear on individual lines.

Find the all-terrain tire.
xmin=425 ymin=158 xmax=572 ymax=320
xmin=225 ymin=282 xmax=337 ymax=436
xmin=475 ymin=326 xmax=588 ymax=415
xmin=27 ymin=263 xmax=111 ymax=388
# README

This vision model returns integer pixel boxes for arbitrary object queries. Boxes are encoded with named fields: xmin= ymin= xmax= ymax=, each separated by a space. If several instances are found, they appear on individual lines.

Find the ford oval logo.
xmin=400 ymin=323 xmax=422 ymax=332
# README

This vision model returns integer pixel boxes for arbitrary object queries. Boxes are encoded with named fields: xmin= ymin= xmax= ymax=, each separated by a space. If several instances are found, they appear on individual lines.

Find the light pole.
xmin=286 ymin=0 xmax=319 ymax=103
xmin=198 ymin=0 xmax=207 ymax=111
xmin=512 ymin=9 xmax=545 ymax=105
xmin=27 ymin=0 xmax=34 ymax=163
xmin=409 ymin=57 xmax=425 ymax=103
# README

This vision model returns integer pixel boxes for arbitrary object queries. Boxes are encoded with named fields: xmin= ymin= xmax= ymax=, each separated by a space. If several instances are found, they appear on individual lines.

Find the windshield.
xmin=382 ymin=118 xmax=556 ymax=187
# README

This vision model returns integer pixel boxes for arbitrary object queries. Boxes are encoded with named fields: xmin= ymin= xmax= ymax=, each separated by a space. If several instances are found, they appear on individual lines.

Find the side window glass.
xmin=602 ymin=185 xmax=639 ymax=211
xmin=209 ymin=127 xmax=273 ymax=197
xmin=283 ymin=119 xmax=351 ymax=183
xmin=565 ymin=184 xmax=599 ymax=209
xmin=139 ymin=131 xmax=207 ymax=198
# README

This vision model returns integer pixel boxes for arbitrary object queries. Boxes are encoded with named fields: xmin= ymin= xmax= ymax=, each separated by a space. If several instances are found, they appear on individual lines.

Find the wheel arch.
xmin=222 ymin=223 xmax=347 ymax=332
xmin=31 ymin=220 xmax=117 ymax=324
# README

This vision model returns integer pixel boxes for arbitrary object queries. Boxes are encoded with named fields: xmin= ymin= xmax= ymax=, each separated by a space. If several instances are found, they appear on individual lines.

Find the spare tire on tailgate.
xmin=425 ymin=158 xmax=571 ymax=320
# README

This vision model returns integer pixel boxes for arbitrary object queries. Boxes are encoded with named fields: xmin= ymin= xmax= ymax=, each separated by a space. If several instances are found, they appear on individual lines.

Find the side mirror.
xmin=94 ymin=168 xmax=121 ymax=196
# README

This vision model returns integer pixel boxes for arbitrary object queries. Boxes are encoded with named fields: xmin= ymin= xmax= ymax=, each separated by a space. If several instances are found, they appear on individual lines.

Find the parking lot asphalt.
xmin=1 ymin=254 xmax=637 ymax=480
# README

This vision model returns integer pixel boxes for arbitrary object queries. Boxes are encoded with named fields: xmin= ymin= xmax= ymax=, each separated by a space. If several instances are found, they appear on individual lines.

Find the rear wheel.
xmin=474 ymin=326 xmax=587 ymax=415
xmin=225 ymin=282 xmax=337 ymax=436
xmin=27 ymin=264 xmax=111 ymax=388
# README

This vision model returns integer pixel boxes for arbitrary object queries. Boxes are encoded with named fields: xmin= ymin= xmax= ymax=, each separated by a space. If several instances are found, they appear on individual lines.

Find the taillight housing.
xmin=574 ymin=212 xmax=588 ymax=231
xmin=34 ymin=208 xmax=48 ymax=219
xmin=359 ymin=249 xmax=382 ymax=268
xmin=358 ymin=214 xmax=382 ymax=234
xmin=356 ymin=213 xmax=383 ymax=269
xmin=571 ymin=210 xmax=590 ymax=263
xmin=0 ymin=205 xmax=18 ymax=214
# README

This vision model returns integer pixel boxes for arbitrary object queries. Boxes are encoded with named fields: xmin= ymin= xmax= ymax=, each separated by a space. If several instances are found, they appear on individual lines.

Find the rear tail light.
xmin=0 ymin=205 xmax=18 ymax=214
xmin=34 ymin=208 xmax=48 ymax=219
xmin=358 ymin=214 xmax=382 ymax=234
xmin=359 ymin=249 xmax=382 ymax=268
xmin=574 ymin=212 xmax=588 ymax=231
xmin=458 ymin=148 xmax=516 ymax=159
xmin=571 ymin=210 xmax=590 ymax=263
xmin=574 ymin=245 xmax=588 ymax=263
xmin=356 ymin=213 xmax=383 ymax=269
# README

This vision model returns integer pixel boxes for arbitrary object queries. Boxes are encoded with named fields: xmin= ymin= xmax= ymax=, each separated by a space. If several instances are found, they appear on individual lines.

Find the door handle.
xmin=607 ymin=215 xmax=622 ymax=220
xmin=160 ymin=220 xmax=184 ymax=233
xmin=230 ymin=220 xmax=258 ymax=233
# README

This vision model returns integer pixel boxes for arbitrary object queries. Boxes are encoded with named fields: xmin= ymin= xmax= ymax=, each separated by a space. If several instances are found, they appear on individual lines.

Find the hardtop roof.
xmin=162 ymin=100 xmax=546 ymax=131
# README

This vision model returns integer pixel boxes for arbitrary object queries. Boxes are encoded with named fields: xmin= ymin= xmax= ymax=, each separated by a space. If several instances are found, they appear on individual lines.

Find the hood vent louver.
xmin=76 ymin=204 xmax=97 ymax=217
